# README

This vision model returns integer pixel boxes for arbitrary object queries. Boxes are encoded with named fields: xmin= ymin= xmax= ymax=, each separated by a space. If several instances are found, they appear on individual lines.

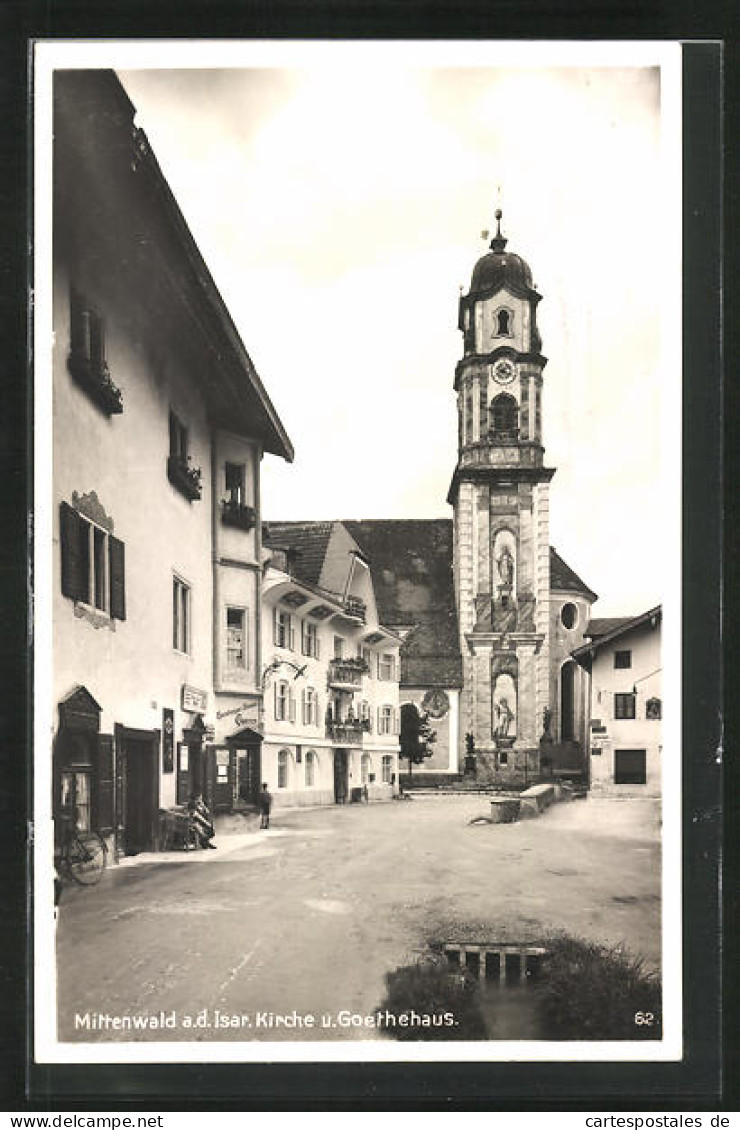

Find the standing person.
xmin=259 ymin=783 xmax=272 ymax=830
xmin=188 ymin=793 xmax=217 ymax=849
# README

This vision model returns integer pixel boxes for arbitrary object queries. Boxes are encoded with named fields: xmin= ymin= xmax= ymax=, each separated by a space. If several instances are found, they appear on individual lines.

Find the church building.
xmin=269 ymin=211 xmax=598 ymax=788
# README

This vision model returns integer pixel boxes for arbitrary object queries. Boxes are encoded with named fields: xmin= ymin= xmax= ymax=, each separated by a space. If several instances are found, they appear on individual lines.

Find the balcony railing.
xmin=326 ymin=717 xmax=370 ymax=742
xmin=342 ymin=596 xmax=367 ymax=623
xmin=327 ymin=656 xmax=368 ymax=689
xmin=221 ymin=499 xmax=257 ymax=531
xmin=167 ymin=454 xmax=202 ymax=502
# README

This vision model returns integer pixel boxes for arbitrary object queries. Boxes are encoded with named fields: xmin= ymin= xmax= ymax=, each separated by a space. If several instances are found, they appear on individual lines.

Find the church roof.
xmin=549 ymin=547 xmax=598 ymax=602
xmin=467 ymin=212 xmax=539 ymax=301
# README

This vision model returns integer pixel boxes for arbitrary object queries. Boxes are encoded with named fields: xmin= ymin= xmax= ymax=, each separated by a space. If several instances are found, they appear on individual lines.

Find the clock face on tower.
xmin=492 ymin=359 xmax=516 ymax=385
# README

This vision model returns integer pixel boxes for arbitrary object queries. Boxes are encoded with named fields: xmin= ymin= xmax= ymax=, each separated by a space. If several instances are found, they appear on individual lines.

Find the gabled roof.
xmin=550 ymin=547 xmax=598 ymax=602
xmin=572 ymin=605 xmax=662 ymax=669
xmin=585 ymin=616 xmax=634 ymax=641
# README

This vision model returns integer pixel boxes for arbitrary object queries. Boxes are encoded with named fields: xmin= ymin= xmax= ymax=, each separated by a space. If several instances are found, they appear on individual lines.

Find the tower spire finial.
xmin=490 ymin=205 xmax=507 ymax=253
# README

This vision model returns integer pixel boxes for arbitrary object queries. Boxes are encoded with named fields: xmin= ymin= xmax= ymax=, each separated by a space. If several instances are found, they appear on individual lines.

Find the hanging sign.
xmin=162 ymin=707 xmax=174 ymax=773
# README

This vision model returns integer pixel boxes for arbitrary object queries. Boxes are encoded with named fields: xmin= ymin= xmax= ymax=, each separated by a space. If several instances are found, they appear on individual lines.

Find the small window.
xmin=225 ymin=462 xmax=245 ymax=506
xmin=305 ymin=750 xmax=316 ymax=787
xmin=381 ymin=755 xmax=392 ymax=784
xmin=277 ymin=749 xmax=290 ymax=789
xmin=379 ymin=705 xmax=394 ymax=735
xmin=226 ymin=607 xmax=247 ymax=669
xmin=379 ymin=653 xmax=395 ymax=681
xmin=361 ymin=646 xmax=373 ymax=675
xmin=60 ymin=770 xmax=91 ymax=833
xmin=167 ymin=410 xmax=202 ymax=501
xmin=614 ymin=650 xmax=632 ymax=669
xmin=275 ymin=609 xmax=294 ymax=650
xmin=68 ymin=290 xmax=122 ymax=414
xmin=614 ymin=693 xmax=636 ymax=720
xmin=333 ymin=635 xmax=345 ymax=659
xmin=614 ymin=749 xmax=646 ymax=785
xmin=561 ymin=603 xmax=578 ymax=629
xmin=275 ymin=680 xmax=290 ymax=722
xmin=302 ymin=620 xmax=320 ymax=659
xmin=302 ymin=686 xmax=318 ymax=726
xmin=173 ymin=576 xmax=191 ymax=653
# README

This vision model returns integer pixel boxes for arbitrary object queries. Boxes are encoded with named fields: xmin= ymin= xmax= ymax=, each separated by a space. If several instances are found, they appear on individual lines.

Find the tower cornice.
xmin=447 ymin=463 xmax=556 ymax=506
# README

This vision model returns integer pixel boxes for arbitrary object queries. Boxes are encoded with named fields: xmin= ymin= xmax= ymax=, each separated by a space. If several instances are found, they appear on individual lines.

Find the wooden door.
xmin=333 ymin=749 xmax=348 ymax=804
xmin=119 ymin=729 xmax=159 ymax=855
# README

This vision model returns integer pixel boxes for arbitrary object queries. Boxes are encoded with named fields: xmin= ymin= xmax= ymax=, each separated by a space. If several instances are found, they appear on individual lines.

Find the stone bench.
xmin=519 ymin=783 xmax=557 ymax=817
xmin=489 ymin=797 xmax=521 ymax=823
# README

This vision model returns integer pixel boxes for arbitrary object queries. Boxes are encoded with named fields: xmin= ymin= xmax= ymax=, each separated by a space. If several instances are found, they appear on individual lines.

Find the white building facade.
xmin=51 ymin=71 xmax=292 ymax=856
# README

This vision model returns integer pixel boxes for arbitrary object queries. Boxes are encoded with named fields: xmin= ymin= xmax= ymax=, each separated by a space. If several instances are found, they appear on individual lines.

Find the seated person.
xmin=188 ymin=793 xmax=217 ymax=849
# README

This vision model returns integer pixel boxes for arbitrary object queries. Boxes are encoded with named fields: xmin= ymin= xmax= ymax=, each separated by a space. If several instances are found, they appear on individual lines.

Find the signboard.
xmin=181 ymin=684 xmax=207 ymax=713
xmin=162 ymin=707 xmax=174 ymax=773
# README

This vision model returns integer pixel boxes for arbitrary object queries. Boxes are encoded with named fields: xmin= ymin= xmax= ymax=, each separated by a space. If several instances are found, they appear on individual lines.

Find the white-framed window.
xmin=173 ymin=575 xmax=191 ymax=653
xmin=302 ymin=619 xmax=320 ymax=658
xmin=277 ymin=749 xmax=290 ymax=789
xmin=379 ymin=653 xmax=396 ymax=681
xmin=361 ymin=753 xmax=372 ymax=784
xmin=275 ymin=679 xmax=295 ymax=722
xmin=305 ymin=749 xmax=317 ymax=787
xmin=274 ymin=608 xmax=295 ymax=650
xmin=60 ymin=770 xmax=91 ymax=833
xmin=302 ymin=686 xmax=319 ymax=726
xmin=378 ymin=704 xmax=395 ymax=735
xmin=226 ymin=606 xmax=247 ymax=669
xmin=360 ymin=646 xmax=373 ymax=674
xmin=381 ymin=755 xmax=392 ymax=784
xmin=333 ymin=635 xmax=345 ymax=659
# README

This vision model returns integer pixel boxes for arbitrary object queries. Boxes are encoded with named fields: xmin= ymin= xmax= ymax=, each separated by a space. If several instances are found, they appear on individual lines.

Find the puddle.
xmin=477 ymin=980 xmax=545 ymax=1040
xmin=304 ymin=898 xmax=352 ymax=915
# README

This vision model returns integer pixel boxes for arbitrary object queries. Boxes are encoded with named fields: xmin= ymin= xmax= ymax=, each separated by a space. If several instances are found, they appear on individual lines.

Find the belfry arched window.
xmin=496 ymin=308 xmax=512 ymax=336
xmin=490 ymin=393 xmax=518 ymax=438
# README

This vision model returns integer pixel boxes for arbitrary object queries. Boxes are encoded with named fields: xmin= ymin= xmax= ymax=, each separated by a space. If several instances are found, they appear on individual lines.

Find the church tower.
xmin=449 ymin=210 xmax=554 ymax=783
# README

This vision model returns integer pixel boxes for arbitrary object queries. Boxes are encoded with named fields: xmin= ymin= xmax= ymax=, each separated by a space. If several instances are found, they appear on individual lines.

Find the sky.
xmin=111 ymin=45 xmax=679 ymax=617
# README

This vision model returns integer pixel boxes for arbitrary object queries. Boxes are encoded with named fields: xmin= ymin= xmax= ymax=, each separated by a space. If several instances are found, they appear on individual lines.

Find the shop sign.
xmin=182 ymin=684 xmax=207 ymax=713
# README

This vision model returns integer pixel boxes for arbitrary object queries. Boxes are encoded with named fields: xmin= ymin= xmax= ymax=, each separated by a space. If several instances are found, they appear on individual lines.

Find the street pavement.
xmin=55 ymin=793 xmax=661 ymax=1043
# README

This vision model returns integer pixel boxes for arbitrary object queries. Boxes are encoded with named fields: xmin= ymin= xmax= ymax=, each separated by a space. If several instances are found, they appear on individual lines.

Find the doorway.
xmin=117 ymin=727 xmax=159 ymax=855
xmin=333 ymin=749 xmax=348 ymax=804
xmin=560 ymin=661 xmax=576 ymax=742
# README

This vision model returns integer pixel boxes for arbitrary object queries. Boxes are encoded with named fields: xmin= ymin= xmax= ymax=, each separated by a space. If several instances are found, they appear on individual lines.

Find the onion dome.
xmin=469 ymin=209 xmax=536 ymax=298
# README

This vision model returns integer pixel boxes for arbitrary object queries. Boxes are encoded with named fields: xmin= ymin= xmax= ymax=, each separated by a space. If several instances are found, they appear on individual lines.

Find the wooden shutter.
xmin=95 ymin=734 xmax=115 ymax=835
xmin=301 ymin=688 xmax=307 ymax=726
xmin=289 ymin=618 xmax=295 ymax=651
xmin=274 ymin=682 xmax=279 ymax=720
xmin=109 ymin=535 xmax=126 ymax=620
xmin=60 ymin=502 xmax=85 ymax=601
xmin=289 ymin=690 xmax=296 ymax=724
xmin=273 ymin=608 xmax=279 ymax=646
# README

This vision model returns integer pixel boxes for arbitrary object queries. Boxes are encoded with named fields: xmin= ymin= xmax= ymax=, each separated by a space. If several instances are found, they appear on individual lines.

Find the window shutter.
xmin=315 ymin=634 xmax=321 ymax=660
xmin=289 ymin=691 xmax=296 ymax=724
xmin=60 ymin=502 xmax=84 ymax=601
xmin=377 ymin=706 xmax=382 ymax=733
xmin=274 ymin=682 xmax=279 ymax=720
xmin=301 ymin=688 xmax=307 ymax=726
xmin=109 ymin=536 xmax=126 ymax=620
xmin=301 ymin=621 xmax=307 ymax=656
xmin=273 ymin=608 xmax=279 ymax=646
xmin=289 ymin=619 xmax=295 ymax=651
xmin=95 ymin=734 xmax=115 ymax=835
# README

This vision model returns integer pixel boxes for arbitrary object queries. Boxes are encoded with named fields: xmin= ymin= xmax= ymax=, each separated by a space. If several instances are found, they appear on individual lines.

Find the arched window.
xmin=277 ymin=749 xmax=290 ymax=789
xmin=490 ymin=393 xmax=518 ymax=437
xmin=496 ymin=308 xmax=512 ymax=335
xmin=305 ymin=749 xmax=316 ymax=787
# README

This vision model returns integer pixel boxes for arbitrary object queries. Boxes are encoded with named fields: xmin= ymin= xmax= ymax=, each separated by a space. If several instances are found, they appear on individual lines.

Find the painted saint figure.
xmin=497 ymin=545 xmax=514 ymax=586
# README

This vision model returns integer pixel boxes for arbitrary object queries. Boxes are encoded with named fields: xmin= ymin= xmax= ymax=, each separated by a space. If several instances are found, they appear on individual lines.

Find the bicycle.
xmin=56 ymin=811 xmax=108 ymax=885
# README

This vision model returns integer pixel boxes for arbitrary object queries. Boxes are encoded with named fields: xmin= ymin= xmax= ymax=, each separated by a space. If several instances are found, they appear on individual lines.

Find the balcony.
xmin=326 ymin=717 xmax=369 ymax=743
xmin=220 ymin=499 xmax=256 ymax=532
xmin=341 ymin=596 xmax=367 ymax=623
xmin=328 ymin=656 xmax=369 ymax=690
xmin=167 ymin=454 xmax=202 ymax=502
